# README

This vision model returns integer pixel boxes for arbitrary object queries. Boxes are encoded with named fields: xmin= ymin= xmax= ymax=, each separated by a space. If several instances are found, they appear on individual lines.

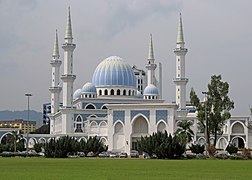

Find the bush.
xmin=226 ymin=144 xmax=238 ymax=155
xmin=34 ymin=143 xmax=43 ymax=153
xmin=137 ymin=131 xmax=186 ymax=159
xmin=44 ymin=136 xmax=107 ymax=158
xmin=189 ymin=144 xmax=205 ymax=154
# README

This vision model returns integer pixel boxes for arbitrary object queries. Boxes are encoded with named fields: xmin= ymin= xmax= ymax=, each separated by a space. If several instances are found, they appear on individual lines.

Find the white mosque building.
xmin=1 ymin=8 xmax=251 ymax=153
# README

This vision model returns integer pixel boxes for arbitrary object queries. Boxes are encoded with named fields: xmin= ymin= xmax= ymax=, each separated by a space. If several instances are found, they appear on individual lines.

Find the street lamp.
xmin=202 ymin=91 xmax=208 ymax=146
xmin=25 ymin=93 xmax=32 ymax=156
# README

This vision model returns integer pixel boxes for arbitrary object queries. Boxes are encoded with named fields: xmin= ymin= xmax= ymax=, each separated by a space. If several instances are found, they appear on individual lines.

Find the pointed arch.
xmin=157 ymin=120 xmax=167 ymax=132
xmin=216 ymin=137 xmax=228 ymax=150
xmin=131 ymin=114 xmax=149 ymax=134
xmin=78 ymin=137 xmax=87 ymax=142
xmin=198 ymin=137 xmax=206 ymax=146
xmin=85 ymin=103 xmax=96 ymax=109
xmin=114 ymin=121 xmax=124 ymax=134
xmin=38 ymin=138 xmax=46 ymax=144
xmin=111 ymin=89 xmax=114 ymax=95
xmin=231 ymin=121 xmax=245 ymax=134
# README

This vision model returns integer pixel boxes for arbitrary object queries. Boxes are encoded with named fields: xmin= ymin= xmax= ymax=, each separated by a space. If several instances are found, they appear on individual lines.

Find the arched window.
xmin=76 ymin=116 xmax=82 ymax=122
xmin=111 ymin=89 xmax=114 ymax=95
xmin=117 ymin=89 xmax=120 ymax=95
xmin=123 ymin=89 xmax=126 ymax=95
xmin=102 ymin=106 xmax=107 ymax=109
xmin=128 ymin=90 xmax=131 ymax=96
xmin=99 ymin=90 xmax=102 ymax=95
xmin=104 ymin=89 xmax=108 ymax=95
xmin=86 ymin=104 xmax=95 ymax=109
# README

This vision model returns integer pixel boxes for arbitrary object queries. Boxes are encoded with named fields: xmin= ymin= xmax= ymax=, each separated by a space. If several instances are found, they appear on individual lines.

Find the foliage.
xmin=79 ymin=136 xmax=108 ymax=156
xmin=189 ymin=144 xmax=205 ymax=154
xmin=44 ymin=136 xmax=107 ymax=158
xmin=190 ymin=75 xmax=234 ymax=146
xmin=31 ymin=124 xmax=50 ymax=134
xmin=175 ymin=120 xmax=194 ymax=145
xmin=226 ymin=144 xmax=238 ymax=154
xmin=33 ymin=143 xmax=43 ymax=153
xmin=44 ymin=136 xmax=79 ymax=158
xmin=137 ymin=131 xmax=185 ymax=159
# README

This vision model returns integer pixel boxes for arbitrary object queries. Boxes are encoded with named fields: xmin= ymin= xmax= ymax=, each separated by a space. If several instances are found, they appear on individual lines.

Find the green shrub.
xmin=226 ymin=144 xmax=238 ymax=154
xmin=137 ymin=131 xmax=186 ymax=159
xmin=189 ymin=144 xmax=205 ymax=154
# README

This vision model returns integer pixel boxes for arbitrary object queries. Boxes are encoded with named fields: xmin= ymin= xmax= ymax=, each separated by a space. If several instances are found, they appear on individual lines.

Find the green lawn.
xmin=0 ymin=158 xmax=252 ymax=180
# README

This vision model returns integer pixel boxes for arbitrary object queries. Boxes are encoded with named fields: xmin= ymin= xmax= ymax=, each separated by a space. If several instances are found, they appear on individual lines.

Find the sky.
xmin=0 ymin=0 xmax=251 ymax=116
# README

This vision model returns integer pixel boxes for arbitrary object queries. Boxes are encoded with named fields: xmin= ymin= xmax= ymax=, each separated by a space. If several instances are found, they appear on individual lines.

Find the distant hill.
xmin=0 ymin=110 xmax=42 ymax=122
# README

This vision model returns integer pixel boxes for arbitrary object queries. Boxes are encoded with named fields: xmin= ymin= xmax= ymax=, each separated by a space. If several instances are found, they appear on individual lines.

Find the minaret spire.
xmin=60 ymin=7 xmax=76 ymax=134
xmin=65 ymin=6 xmax=73 ymax=42
xmin=173 ymin=13 xmax=188 ymax=110
xmin=148 ymin=34 xmax=154 ymax=61
xmin=145 ymin=34 xmax=157 ymax=86
xmin=49 ymin=29 xmax=62 ymax=133
xmin=176 ymin=13 xmax=184 ymax=45
xmin=52 ymin=29 xmax=60 ymax=59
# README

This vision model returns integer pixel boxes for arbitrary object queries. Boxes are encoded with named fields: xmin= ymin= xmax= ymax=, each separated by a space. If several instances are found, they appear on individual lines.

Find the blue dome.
xmin=136 ymin=91 xmax=143 ymax=99
xmin=143 ymin=84 xmax=159 ymax=95
xmin=92 ymin=56 xmax=136 ymax=88
xmin=82 ymin=82 xmax=96 ymax=93
xmin=73 ymin=89 xmax=82 ymax=99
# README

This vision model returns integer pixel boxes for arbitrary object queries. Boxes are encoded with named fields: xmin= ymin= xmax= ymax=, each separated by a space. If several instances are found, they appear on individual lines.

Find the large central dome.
xmin=92 ymin=56 xmax=136 ymax=88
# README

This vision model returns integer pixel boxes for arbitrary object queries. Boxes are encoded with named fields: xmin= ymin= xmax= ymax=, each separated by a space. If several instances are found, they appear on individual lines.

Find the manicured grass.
xmin=0 ymin=158 xmax=252 ymax=180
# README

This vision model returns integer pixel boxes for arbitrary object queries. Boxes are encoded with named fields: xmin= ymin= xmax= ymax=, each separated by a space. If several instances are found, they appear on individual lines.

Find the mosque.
xmin=1 ymin=8 xmax=251 ymax=153
xmin=48 ymin=8 xmax=252 ymax=153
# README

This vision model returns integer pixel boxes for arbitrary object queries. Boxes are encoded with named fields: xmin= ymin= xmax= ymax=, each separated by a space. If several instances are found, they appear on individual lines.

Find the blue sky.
xmin=0 ymin=0 xmax=251 ymax=116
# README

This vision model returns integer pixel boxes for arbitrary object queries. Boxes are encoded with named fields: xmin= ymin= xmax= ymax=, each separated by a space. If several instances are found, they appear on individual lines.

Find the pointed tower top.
xmin=52 ymin=29 xmax=60 ymax=59
xmin=176 ymin=13 xmax=185 ymax=44
xmin=148 ymin=34 xmax=154 ymax=60
xmin=65 ymin=6 xmax=73 ymax=40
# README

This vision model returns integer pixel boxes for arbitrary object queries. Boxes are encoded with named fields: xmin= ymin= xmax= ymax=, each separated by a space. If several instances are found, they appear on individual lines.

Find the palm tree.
xmin=11 ymin=130 xmax=21 ymax=152
xmin=175 ymin=120 xmax=194 ymax=145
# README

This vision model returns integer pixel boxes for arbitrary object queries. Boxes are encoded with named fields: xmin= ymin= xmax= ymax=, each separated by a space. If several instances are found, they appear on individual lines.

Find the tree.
xmin=175 ymin=120 xmax=194 ymax=145
xmin=31 ymin=124 xmax=49 ymax=134
xmin=137 ymin=131 xmax=186 ymax=159
xmin=11 ymin=130 xmax=22 ymax=152
xmin=190 ymin=75 xmax=234 ymax=146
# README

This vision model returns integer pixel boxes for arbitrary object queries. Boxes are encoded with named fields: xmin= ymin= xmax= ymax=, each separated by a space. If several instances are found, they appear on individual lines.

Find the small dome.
xmin=136 ymin=91 xmax=143 ymax=99
xmin=143 ymin=84 xmax=159 ymax=95
xmin=73 ymin=89 xmax=82 ymax=99
xmin=82 ymin=82 xmax=96 ymax=93
xmin=92 ymin=56 xmax=136 ymax=88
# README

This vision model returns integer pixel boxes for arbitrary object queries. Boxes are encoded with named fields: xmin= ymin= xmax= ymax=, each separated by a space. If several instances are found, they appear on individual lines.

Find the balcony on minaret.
xmin=49 ymin=86 xmax=62 ymax=93
xmin=173 ymin=78 xmax=188 ymax=84
xmin=145 ymin=63 xmax=157 ymax=70
xmin=61 ymin=74 xmax=76 ymax=82
xmin=174 ymin=47 xmax=188 ymax=55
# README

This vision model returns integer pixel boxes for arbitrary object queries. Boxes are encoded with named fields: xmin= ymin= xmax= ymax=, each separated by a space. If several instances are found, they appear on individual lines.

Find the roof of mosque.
xmin=82 ymin=82 xmax=96 ymax=93
xmin=92 ymin=56 xmax=136 ymax=88
xmin=143 ymin=84 xmax=159 ymax=95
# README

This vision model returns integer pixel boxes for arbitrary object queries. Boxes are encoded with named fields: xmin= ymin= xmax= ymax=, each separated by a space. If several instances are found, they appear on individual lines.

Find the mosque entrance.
xmin=131 ymin=115 xmax=148 ymax=151
xmin=232 ymin=137 xmax=245 ymax=148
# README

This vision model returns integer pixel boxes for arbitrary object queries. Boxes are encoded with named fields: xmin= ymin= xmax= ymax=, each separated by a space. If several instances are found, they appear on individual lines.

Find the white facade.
xmin=47 ymin=8 xmax=252 ymax=154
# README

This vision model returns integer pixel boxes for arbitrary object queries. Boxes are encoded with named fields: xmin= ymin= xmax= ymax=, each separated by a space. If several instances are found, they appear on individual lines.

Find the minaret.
xmin=173 ymin=14 xmax=188 ymax=109
xmin=145 ymin=34 xmax=157 ymax=85
xmin=61 ymin=7 xmax=76 ymax=108
xmin=49 ymin=29 xmax=62 ymax=114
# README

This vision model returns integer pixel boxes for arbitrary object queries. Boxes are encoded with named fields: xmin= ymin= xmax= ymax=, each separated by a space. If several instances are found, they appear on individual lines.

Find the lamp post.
xmin=202 ymin=91 xmax=208 ymax=146
xmin=25 ymin=93 xmax=32 ymax=156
